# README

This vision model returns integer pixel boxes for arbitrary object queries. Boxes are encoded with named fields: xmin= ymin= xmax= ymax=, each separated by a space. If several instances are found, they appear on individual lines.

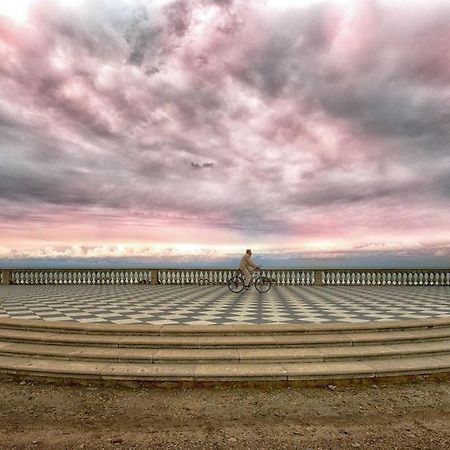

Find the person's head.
xmin=246 ymin=249 xmax=252 ymax=256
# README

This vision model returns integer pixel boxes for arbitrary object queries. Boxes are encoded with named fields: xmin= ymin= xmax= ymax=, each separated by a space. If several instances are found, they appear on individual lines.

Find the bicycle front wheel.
xmin=228 ymin=275 xmax=245 ymax=293
xmin=255 ymin=276 xmax=272 ymax=293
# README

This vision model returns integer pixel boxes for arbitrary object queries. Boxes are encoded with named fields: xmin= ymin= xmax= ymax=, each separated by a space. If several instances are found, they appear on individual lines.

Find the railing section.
xmin=5 ymin=269 xmax=153 ymax=285
xmin=320 ymin=269 xmax=450 ymax=286
xmin=156 ymin=269 xmax=315 ymax=285
xmin=0 ymin=268 xmax=449 ymax=286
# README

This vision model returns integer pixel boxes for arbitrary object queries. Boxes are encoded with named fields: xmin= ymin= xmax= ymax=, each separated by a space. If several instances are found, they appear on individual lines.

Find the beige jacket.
xmin=239 ymin=253 xmax=257 ymax=271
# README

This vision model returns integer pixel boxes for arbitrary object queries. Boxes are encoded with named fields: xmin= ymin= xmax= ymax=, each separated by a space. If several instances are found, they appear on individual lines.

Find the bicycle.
xmin=227 ymin=269 xmax=272 ymax=293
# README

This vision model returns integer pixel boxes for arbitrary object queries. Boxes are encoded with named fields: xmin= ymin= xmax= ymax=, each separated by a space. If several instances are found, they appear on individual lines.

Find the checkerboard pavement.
xmin=1 ymin=285 xmax=450 ymax=325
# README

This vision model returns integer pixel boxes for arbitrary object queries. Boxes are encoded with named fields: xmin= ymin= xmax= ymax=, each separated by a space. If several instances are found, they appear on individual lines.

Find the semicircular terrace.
xmin=1 ymin=267 xmax=450 ymax=385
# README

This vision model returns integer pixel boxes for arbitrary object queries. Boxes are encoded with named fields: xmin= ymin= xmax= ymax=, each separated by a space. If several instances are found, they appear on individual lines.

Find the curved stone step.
xmin=0 ymin=327 xmax=449 ymax=348
xmin=0 ymin=341 xmax=449 ymax=363
xmin=0 ymin=354 xmax=449 ymax=383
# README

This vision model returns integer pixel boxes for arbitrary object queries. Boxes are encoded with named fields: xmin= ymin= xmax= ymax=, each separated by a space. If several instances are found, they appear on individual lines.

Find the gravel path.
xmin=0 ymin=378 xmax=449 ymax=449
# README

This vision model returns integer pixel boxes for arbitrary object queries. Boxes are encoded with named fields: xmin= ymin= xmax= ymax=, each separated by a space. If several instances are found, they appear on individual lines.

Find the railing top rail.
xmin=2 ymin=268 xmax=450 ymax=271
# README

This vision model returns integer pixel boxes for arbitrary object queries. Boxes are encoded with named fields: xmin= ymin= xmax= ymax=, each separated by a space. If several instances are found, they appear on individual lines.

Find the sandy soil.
xmin=0 ymin=378 xmax=449 ymax=450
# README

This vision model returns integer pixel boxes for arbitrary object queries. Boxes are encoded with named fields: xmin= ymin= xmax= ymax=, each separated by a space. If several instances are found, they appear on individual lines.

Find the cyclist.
xmin=239 ymin=249 xmax=260 ymax=289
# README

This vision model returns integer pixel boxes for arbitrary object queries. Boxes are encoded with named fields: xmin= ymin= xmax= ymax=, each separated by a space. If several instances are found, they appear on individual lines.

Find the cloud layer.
xmin=1 ymin=0 xmax=450 ymax=266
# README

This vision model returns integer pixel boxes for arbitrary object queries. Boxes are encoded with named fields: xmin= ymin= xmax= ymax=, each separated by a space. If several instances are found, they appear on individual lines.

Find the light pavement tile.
xmin=184 ymin=321 xmax=217 ymax=325
xmin=112 ymin=319 xmax=144 ymax=324
xmin=43 ymin=316 xmax=73 ymax=321
xmin=148 ymin=320 xmax=180 ymax=325
xmin=11 ymin=315 xmax=42 ymax=320
xmin=77 ymin=318 xmax=106 ymax=323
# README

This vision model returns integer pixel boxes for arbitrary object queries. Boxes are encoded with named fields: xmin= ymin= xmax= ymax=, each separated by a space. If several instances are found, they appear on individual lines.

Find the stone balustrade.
xmin=1 ymin=268 xmax=450 ymax=286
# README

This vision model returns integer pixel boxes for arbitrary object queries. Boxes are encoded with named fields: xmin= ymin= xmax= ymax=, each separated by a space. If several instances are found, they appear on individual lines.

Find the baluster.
xmin=417 ymin=271 xmax=422 ymax=285
xmin=329 ymin=272 xmax=334 ymax=285
xmin=392 ymin=272 xmax=397 ymax=285
xmin=272 ymin=271 xmax=277 ymax=285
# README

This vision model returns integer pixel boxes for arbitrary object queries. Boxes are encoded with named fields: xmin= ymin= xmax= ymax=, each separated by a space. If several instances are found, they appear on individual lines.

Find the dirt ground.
xmin=0 ymin=377 xmax=449 ymax=450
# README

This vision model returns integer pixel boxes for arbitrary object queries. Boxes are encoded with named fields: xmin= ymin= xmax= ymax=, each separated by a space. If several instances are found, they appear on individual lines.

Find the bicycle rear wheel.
xmin=255 ymin=276 xmax=272 ymax=293
xmin=227 ymin=275 xmax=245 ymax=293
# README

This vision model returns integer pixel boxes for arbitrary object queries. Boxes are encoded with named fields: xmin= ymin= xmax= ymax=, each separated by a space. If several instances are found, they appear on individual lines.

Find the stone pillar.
xmin=1 ymin=270 xmax=11 ymax=285
xmin=314 ymin=270 xmax=324 ymax=286
xmin=150 ymin=269 xmax=159 ymax=285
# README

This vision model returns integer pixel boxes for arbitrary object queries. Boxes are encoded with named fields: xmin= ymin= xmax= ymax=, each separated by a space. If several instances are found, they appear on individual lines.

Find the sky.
xmin=1 ymin=0 xmax=450 ymax=268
